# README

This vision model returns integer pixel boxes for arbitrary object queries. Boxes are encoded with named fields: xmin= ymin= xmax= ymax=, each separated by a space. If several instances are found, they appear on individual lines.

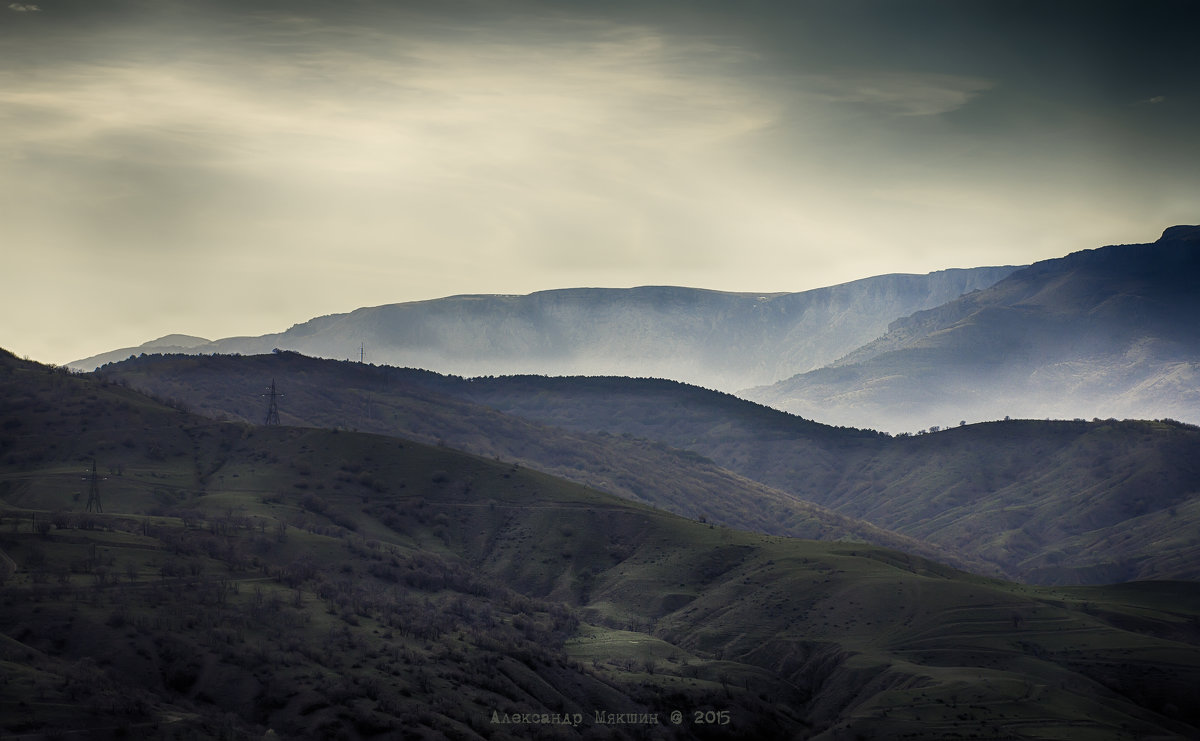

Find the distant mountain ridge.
xmin=746 ymin=225 xmax=1200 ymax=431
xmin=70 ymin=225 xmax=1200 ymax=431
xmin=70 ymin=267 xmax=1018 ymax=391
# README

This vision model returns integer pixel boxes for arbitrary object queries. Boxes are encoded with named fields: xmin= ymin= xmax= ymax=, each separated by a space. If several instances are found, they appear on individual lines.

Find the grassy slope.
xmin=92 ymin=352 xmax=979 ymax=573
xmin=412 ymin=374 xmax=1200 ymax=585
xmin=3 ymin=351 xmax=1200 ymax=739
xmin=94 ymin=353 xmax=1200 ymax=584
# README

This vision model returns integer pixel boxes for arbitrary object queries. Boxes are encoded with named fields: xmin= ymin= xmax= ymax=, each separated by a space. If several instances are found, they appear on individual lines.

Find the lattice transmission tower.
xmin=263 ymin=379 xmax=283 ymax=426
xmin=84 ymin=459 xmax=104 ymax=513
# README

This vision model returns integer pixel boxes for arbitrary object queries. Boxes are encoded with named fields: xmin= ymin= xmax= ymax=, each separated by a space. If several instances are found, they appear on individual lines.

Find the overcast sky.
xmin=2 ymin=0 xmax=1197 ymax=364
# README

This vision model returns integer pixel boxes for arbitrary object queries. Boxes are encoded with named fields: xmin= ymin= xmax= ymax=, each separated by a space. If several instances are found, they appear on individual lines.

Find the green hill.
xmin=97 ymin=352 xmax=1200 ymax=585
xmin=5 ymin=350 xmax=1200 ymax=738
xmin=92 ymin=351 xmax=975 ymax=573
xmin=397 ymin=374 xmax=1200 ymax=585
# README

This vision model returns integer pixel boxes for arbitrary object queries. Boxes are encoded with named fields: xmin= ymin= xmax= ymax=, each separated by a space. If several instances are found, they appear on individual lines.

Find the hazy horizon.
xmin=3 ymin=0 xmax=1197 ymax=365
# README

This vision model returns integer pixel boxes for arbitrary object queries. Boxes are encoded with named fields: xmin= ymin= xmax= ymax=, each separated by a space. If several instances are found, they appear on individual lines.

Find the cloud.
xmin=1141 ymin=95 xmax=1166 ymax=104
xmin=805 ymin=71 xmax=993 ymax=116
xmin=7 ymin=3 xmax=40 ymax=10
xmin=0 ymin=15 xmax=794 ymax=344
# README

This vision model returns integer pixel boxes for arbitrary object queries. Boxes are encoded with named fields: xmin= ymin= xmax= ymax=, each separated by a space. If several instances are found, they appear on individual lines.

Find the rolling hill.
xmin=746 ymin=225 xmax=1200 ymax=431
xmin=95 ymin=352 xmax=1200 ymax=586
xmin=422 ymin=374 xmax=1200 ymax=586
xmin=69 ymin=266 xmax=1018 ymax=392
xmin=89 ymin=351 xmax=975 ymax=574
xmin=5 ymin=348 xmax=1200 ymax=739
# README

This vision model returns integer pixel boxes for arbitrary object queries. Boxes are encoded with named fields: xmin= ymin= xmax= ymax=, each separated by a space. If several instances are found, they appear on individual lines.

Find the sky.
xmin=2 ymin=0 xmax=1197 ymax=365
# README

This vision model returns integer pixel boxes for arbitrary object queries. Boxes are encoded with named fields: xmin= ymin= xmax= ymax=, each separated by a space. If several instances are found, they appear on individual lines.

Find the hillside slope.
xmin=405 ymin=374 xmax=1200 ymax=586
xmin=95 ymin=353 xmax=1200 ymax=586
xmin=92 ymin=351 xmax=972 ymax=572
xmin=70 ymin=266 xmax=1017 ymax=391
xmin=746 ymin=225 xmax=1200 ymax=431
xmin=4 ymin=348 xmax=1200 ymax=739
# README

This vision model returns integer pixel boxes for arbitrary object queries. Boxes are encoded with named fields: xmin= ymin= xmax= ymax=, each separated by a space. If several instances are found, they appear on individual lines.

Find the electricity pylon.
xmin=84 ymin=459 xmax=103 ymax=513
xmin=263 ymin=379 xmax=282 ymax=426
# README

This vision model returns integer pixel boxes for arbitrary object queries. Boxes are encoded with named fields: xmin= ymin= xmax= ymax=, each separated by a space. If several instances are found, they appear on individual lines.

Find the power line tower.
xmin=84 ymin=459 xmax=104 ymax=513
xmin=263 ymin=379 xmax=283 ymax=426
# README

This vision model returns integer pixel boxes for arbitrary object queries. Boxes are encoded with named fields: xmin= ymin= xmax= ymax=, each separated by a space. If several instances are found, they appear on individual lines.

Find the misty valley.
xmin=3 ymin=226 xmax=1200 ymax=739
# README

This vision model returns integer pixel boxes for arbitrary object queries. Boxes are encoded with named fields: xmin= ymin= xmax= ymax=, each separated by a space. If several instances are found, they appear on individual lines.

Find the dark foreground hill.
xmin=98 ymin=352 xmax=1200 ymax=586
xmin=69 ymin=267 xmax=1017 ymax=392
xmin=5 ymin=350 xmax=1200 ymax=739
xmin=746 ymin=225 xmax=1200 ymax=431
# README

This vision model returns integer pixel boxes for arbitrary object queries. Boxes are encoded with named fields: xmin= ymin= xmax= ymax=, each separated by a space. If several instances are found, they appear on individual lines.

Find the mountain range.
xmin=747 ymin=225 xmax=1200 ymax=431
xmin=5 ymin=348 xmax=1200 ymax=738
xmin=19 ymin=222 xmax=1200 ymax=736
xmin=71 ymin=225 xmax=1200 ymax=433
xmin=69 ymin=267 xmax=1018 ymax=394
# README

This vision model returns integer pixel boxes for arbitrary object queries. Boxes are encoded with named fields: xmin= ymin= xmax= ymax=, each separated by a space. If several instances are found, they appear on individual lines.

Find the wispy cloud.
xmin=7 ymin=3 xmax=41 ymax=11
xmin=0 ymin=16 xmax=795 ymax=351
xmin=0 ymin=22 xmax=780 ymax=237
xmin=805 ymin=71 xmax=993 ymax=116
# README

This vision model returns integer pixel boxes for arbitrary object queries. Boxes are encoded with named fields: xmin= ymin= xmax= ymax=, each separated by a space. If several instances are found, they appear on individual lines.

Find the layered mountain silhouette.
xmin=746 ymin=225 xmax=1200 ymax=431
xmin=7 ymin=348 xmax=1200 ymax=738
xmin=70 ymin=267 xmax=1017 ymax=392
xmin=72 ymin=225 xmax=1199 ymax=431
xmin=16 ymin=224 xmax=1200 ymax=738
